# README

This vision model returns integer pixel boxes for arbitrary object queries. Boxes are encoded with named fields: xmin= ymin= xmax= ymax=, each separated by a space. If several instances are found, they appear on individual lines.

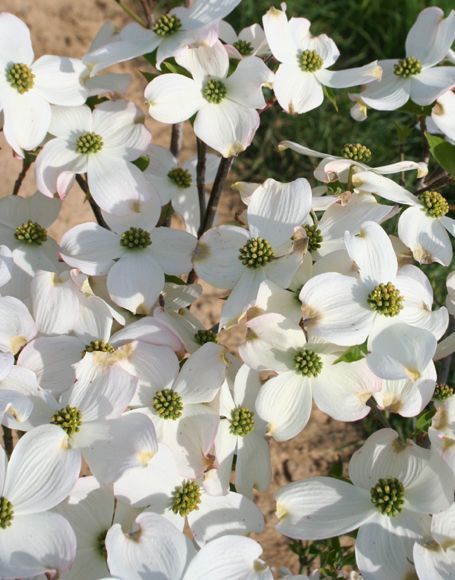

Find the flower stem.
xmin=12 ymin=156 xmax=32 ymax=196
xmin=196 ymin=138 xmax=207 ymax=228
xmin=170 ymin=123 xmax=183 ymax=159
xmin=2 ymin=426 xmax=13 ymax=458
xmin=76 ymin=174 xmax=111 ymax=230
xmin=198 ymin=156 xmax=234 ymax=237
xmin=114 ymin=0 xmax=147 ymax=26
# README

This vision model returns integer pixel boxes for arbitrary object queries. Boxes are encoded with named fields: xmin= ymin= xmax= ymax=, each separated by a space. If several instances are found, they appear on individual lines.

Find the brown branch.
xmin=417 ymin=115 xmax=430 ymax=190
xmin=75 ymin=174 xmax=111 ymax=230
xmin=12 ymin=157 xmax=32 ymax=196
xmin=3 ymin=426 xmax=13 ymax=458
xmin=114 ymin=0 xmax=147 ymax=26
xmin=170 ymin=123 xmax=183 ymax=159
xmin=140 ymin=0 xmax=153 ymax=27
xmin=196 ymin=138 xmax=207 ymax=229
xmin=198 ymin=156 xmax=234 ymax=236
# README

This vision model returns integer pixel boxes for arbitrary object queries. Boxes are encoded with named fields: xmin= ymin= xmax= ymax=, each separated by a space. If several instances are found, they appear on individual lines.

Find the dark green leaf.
xmin=425 ymin=133 xmax=455 ymax=178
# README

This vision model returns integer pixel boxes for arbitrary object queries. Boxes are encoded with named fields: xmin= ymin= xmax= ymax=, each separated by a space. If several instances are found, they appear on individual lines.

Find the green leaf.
xmin=334 ymin=342 xmax=368 ymax=364
xmin=164 ymin=274 xmax=185 ymax=286
xmin=425 ymin=133 xmax=455 ymax=178
xmin=322 ymin=85 xmax=339 ymax=112
xmin=400 ymin=101 xmax=432 ymax=116
xmin=415 ymin=407 xmax=436 ymax=434
xmin=132 ymin=155 xmax=150 ymax=172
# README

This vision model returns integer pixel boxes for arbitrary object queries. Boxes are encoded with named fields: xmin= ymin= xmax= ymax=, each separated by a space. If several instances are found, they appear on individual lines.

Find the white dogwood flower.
xmin=36 ymin=100 xmax=158 ymax=215
xmin=276 ymin=428 xmax=454 ymax=579
xmin=0 ymin=13 xmax=87 ymax=156
xmin=194 ymin=178 xmax=311 ymax=327
xmin=358 ymin=7 xmax=455 ymax=111
xmin=60 ymin=207 xmax=196 ymax=314
xmin=219 ymin=20 xmax=269 ymax=59
xmin=145 ymin=40 xmax=273 ymax=157
xmin=216 ymin=363 xmax=272 ymax=497
xmin=239 ymin=313 xmax=381 ymax=441
xmin=262 ymin=7 xmax=381 ymax=114
xmin=300 ymin=221 xmax=448 ymax=346
xmin=0 ymin=425 xmax=80 ymax=578
xmin=279 ymin=139 xmax=428 ymax=183
xmin=144 ymin=144 xmax=219 ymax=235
xmin=85 ymin=0 xmax=241 ymax=72
xmin=0 ymin=193 xmax=62 ymax=301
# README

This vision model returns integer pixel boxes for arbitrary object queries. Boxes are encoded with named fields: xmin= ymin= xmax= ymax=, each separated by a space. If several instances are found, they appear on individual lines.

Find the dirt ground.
xmin=0 ymin=0 xmax=360 ymax=573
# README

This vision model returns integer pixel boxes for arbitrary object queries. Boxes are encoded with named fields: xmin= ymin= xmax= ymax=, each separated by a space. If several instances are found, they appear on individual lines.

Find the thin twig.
xmin=198 ymin=156 xmax=234 ymax=236
xmin=140 ymin=0 xmax=153 ymax=27
xmin=114 ymin=0 xmax=147 ymax=26
xmin=3 ymin=426 xmax=13 ymax=458
xmin=196 ymin=138 xmax=207 ymax=229
xmin=170 ymin=123 xmax=183 ymax=159
xmin=368 ymin=400 xmax=392 ymax=430
xmin=75 ymin=174 xmax=111 ymax=230
xmin=417 ymin=115 xmax=430 ymax=190
xmin=12 ymin=157 xmax=32 ymax=196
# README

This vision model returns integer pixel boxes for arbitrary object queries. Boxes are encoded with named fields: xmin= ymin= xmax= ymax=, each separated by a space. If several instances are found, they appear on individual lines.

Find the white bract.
xmin=431 ymin=89 xmax=455 ymax=141
xmin=145 ymin=40 xmax=273 ymax=157
xmin=0 ymin=12 xmax=87 ymax=156
xmin=358 ymin=7 xmax=455 ymax=111
xmin=36 ymin=100 xmax=157 ymax=215
xmin=276 ymin=428 xmax=454 ymax=579
xmin=262 ymin=7 xmax=381 ymax=114
xmin=414 ymin=502 xmax=455 ymax=580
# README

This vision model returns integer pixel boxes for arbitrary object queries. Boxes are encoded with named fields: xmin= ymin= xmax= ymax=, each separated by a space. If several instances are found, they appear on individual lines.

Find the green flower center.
xmin=230 ymin=406 xmax=255 ymax=436
xmin=152 ymin=388 xmax=183 ymax=420
xmin=203 ymin=79 xmax=227 ymax=104
xmin=153 ymin=14 xmax=182 ymax=37
xmin=194 ymin=329 xmax=217 ymax=345
xmin=294 ymin=349 xmax=323 ymax=377
xmin=0 ymin=497 xmax=14 ymax=529
xmin=298 ymin=49 xmax=323 ymax=72
xmin=420 ymin=190 xmax=449 ymax=218
xmin=393 ymin=56 xmax=422 ymax=78
xmin=170 ymin=480 xmax=202 ymax=516
xmin=433 ymin=383 xmax=455 ymax=401
xmin=168 ymin=167 xmax=192 ymax=188
xmin=370 ymin=477 xmax=404 ymax=516
xmin=367 ymin=282 xmax=404 ymax=317
xmin=14 ymin=220 xmax=48 ymax=245
xmin=76 ymin=132 xmax=104 ymax=154
xmin=120 ymin=227 xmax=152 ymax=250
xmin=7 ymin=63 xmax=35 ymax=93
xmin=233 ymin=39 xmax=254 ymax=56
xmin=83 ymin=339 xmax=116 ymax=355
xmin=50 ymin=405 xmax=82 ymax=436
xmin=97 ymin=529 xmax=108 ymax=558
xmin=304 ymin=224 xmax=323 ymax=252
xmin=342 ymin=143 xmax=372 ymax=163
xmin=239 ymin=237 xmax=274 ymax=269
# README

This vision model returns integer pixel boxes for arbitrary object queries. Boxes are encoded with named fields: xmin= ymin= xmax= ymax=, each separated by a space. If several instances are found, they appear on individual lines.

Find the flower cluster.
xmin=0 ymin=3 xmax=454 ymax=579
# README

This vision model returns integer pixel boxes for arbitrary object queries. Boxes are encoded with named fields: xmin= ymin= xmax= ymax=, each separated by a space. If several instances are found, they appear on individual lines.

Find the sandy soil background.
xmin=0 ymin=0 xmax=360 ymax=572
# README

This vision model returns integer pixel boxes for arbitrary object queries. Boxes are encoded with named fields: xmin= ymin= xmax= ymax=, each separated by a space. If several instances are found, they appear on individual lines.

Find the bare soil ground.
xmin=0 ymin=1 xmax=359 ymax=572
